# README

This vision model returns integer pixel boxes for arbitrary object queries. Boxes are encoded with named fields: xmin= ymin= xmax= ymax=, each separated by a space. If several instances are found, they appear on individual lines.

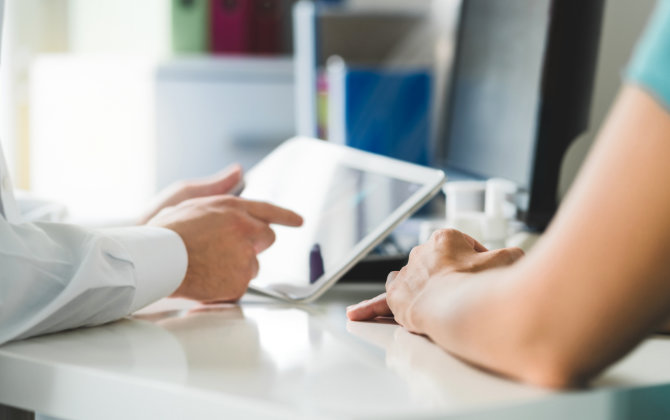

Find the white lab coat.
xmin=0 ymin=119 xmax=187 ymax=347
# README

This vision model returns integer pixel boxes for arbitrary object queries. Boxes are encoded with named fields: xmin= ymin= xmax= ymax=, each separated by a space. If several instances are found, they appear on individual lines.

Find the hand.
xmin=138 ymin=164 xmax=244 ymax=225
xmin=347 ymin=229 xmax=524 ymax=332
xmin=149 ymin=195 xmax=303 ymax=302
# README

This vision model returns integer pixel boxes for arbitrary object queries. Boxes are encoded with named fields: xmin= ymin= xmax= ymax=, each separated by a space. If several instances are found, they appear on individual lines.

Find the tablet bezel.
xmin=244 ymin=137 xmax=446 ymax=303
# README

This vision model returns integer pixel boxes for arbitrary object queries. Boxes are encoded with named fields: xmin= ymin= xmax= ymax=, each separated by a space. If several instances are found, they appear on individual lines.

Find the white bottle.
xmin=443 ymin=181 xmax=486 ymax=241
xmin=482 ymin=178 xmax=517 ymax=249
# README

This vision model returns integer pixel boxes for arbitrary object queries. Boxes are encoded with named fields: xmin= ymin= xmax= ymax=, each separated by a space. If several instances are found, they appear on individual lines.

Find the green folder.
xmin=171 ymin=0 xmax=210 ymax=53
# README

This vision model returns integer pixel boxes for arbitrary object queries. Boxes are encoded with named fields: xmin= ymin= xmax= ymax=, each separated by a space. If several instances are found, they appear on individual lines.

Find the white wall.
xmin=30 ymin=56 xmax=156 ymax=223
xmin=558 ymin=0 xmax=657 ymax=198
xmin=0 ymin=0 xmax=68 ymax=188
xmin=67 ymin=0 xmax=170 ymax=56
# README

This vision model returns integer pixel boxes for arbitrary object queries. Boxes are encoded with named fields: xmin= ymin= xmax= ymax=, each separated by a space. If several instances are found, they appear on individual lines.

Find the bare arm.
xmin=350 ymin=86 xmax=670 ymax=388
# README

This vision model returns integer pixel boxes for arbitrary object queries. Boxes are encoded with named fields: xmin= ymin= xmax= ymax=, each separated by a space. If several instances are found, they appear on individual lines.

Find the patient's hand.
xmin=138 ymin=164 xmax=244 ymax=225
xmin=347 ymin=229 xmax=524 ymax=333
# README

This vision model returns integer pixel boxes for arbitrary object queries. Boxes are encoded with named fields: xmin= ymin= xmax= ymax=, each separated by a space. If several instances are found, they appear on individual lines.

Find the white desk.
xmin=1 ymin=283 xmax=669 ymax=420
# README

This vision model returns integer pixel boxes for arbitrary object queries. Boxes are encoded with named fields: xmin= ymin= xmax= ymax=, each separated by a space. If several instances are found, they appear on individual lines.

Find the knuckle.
xmin=408 ymin=245 xmax=421 ymax=260
xmin=429 ymin=230 xmax=443 ymax=243
xmin=217 ymin=195 xmax=239 ymax=206
xmin=509 ymin=247 xmax=525 ymax=259
xmin=219 ymin=205 xmax=236 ymax=216
xmin=442 ymin=228 xmax=461 ymax=238
xmin=494 ymin=247 xmax=522 ymax=265
xmin=432 ymin=228 xmax=460 ymax=244
xmin=178 ymin=194 xmax=206 ymax=209
xmin=463 ymin=260 xmax=479 ymax=272
xmin=226 ymin=208 xmax=248 ymax=224
xmin=174 ymin=179 xmax=193 ymax=193
xmin=385 ymin=270 xmax=399 ymax=287
xmin=496 ymin=247 xmax=510 ymax=256
xmin=386 ymin=271 xmax=403 ymax=296
xmin=495 ymin=248 xmax=511 ymax=259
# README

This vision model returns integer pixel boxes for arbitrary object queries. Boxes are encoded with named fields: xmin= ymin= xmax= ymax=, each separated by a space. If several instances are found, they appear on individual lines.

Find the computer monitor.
xmin=443 ymin=0 xmax=605 ymax=231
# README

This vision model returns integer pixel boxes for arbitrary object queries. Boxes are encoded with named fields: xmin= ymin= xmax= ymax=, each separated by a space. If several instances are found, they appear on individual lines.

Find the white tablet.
xmin=241 ymin=137 xmax=446 ymax=303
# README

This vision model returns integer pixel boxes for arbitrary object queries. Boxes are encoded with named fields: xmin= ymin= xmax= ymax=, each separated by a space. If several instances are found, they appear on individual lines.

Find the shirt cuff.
xmin=101 ymin=226 xmax=188 ymax=313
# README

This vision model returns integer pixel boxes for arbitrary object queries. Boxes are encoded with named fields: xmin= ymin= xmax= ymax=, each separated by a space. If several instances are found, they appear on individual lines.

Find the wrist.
xmin=100 ymin=226 xmax=188 ymax=312
xmin=406 ymin=272 xmax=470 ymax=336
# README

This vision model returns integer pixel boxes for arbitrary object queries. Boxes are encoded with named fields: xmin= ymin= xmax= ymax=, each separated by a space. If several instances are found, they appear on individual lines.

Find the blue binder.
xmin=343 ymin=69 xmax=432 ymax=166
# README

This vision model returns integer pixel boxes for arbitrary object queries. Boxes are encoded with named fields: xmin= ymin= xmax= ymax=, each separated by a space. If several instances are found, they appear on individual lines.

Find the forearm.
xmin=411 ymin=260 xmax=660 ymax=389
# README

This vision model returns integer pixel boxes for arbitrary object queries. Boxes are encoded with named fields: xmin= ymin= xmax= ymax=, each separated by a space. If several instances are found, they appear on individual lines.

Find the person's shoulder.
xmin=627 ymin=0 xmax=670 ymax=111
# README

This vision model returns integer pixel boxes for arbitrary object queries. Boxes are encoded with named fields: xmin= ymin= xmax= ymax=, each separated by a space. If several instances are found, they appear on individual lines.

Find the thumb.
xmin=194 ymin=164 xmax=243 ymax=197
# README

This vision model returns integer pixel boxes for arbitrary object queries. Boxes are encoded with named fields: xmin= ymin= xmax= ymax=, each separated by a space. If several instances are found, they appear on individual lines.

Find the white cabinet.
xmin=155 ymin=56 xmax=295 ymax=189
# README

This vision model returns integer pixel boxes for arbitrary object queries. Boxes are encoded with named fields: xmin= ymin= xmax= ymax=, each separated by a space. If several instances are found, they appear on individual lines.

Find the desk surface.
xmin=1 ymin=284 xmax=669 ymax=420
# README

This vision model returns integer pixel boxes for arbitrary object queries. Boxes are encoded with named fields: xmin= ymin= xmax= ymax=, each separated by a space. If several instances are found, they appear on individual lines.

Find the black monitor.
xmin=443 ymin=0 xmax=605 ymax=231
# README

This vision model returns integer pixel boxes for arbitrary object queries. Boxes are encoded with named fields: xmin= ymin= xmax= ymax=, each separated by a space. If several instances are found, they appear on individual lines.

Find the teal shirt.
xmin=628 ymin=1 xmax=670 ymax=110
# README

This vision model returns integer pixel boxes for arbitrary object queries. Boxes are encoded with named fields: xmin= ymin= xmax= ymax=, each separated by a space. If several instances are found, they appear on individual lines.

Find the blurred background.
xmin=0 ymin=0 xmax=658 ymax=224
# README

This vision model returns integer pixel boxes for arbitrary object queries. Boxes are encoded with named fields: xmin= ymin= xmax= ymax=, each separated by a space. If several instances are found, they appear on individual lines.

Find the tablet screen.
xmin=242 ymin=157 xmax=422 ymax=289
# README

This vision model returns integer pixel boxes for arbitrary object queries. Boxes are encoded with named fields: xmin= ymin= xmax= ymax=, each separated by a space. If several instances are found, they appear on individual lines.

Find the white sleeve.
xmin=0 ymin=220 xmax=187 ymax=345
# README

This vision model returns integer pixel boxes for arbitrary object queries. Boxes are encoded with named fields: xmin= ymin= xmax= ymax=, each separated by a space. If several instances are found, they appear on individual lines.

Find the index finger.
xmin=346 ymin=293 xmax=392 ymax=321
xmin=240 ymin=200 xmax=304 ymax=227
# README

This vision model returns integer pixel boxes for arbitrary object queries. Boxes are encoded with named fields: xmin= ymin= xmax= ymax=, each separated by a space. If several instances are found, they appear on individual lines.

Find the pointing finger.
xmin=347 ymin=293 xmax=392 ymax=321
xmin=240 ymin=200 xmax=304 ymax=227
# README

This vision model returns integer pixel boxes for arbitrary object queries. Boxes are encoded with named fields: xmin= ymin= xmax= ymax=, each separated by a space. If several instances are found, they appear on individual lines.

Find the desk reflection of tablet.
xmin=241 ymin=137 xmax=445 ymax=302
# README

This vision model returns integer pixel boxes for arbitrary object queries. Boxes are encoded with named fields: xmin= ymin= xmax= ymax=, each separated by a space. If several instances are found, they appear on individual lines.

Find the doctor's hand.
xmin=149 ymin=195 xmax=303 ymax=302
xmin=138 ymin=164 xmax=244 ymax=225
xmin=346 ymin=229 xmax=524 ymax=332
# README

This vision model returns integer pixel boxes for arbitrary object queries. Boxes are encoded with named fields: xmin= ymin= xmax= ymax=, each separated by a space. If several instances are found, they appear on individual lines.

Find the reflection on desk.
xmin=0 ymin=284 xmax=669 ymax=420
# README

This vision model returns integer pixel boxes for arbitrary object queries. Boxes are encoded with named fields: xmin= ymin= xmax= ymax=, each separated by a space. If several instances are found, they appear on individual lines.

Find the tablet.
xmin=241 ymin=137 xmax=446 ymax=302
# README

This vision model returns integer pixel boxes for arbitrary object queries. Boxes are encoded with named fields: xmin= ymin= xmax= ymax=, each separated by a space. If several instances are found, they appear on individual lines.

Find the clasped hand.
xmin=347 ymin=229 xmax=524 ymax=334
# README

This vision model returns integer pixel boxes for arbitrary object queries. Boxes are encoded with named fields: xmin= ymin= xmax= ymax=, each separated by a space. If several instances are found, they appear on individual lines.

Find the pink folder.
xmin=210 ymin=0 xmax=253 ymax=54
